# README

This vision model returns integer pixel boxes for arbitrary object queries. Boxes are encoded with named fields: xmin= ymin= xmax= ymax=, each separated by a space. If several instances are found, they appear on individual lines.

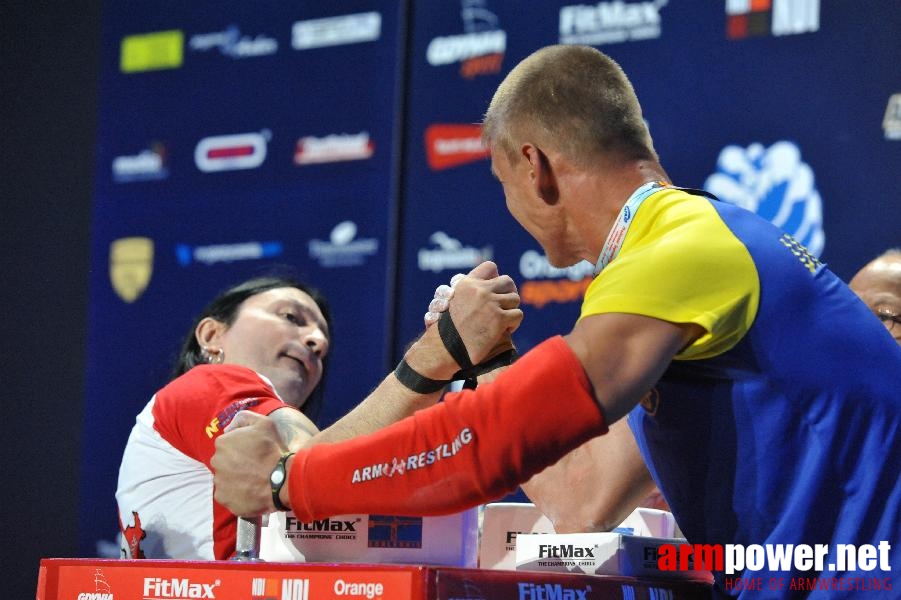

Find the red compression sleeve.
xmin=287 ymin=335 xmax=608 ymax=520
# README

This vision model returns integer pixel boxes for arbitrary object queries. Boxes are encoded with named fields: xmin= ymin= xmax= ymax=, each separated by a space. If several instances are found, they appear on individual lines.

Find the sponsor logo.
xmin=109 ymin=237 xmax=153 ymax=303
xmin=333 ymin=578 xmax=385 ymax=599
xmin=368 ymin=515 xmax=424 ymax=549
xmin=418 ymin=231 xmax=492 ymax=273
xmin=425 ymin=124 xmax=489 ymax=171
xmin=176 ymin=241 xmax=283 ymax=267
xmin=251 ymin=577 xmax=309 ymax=600
xmin=120 ymin=511 xmax=146 ymax=559
xmin=294 ymin=132 xmax=374 ymax=165
xmin=112 ymin=144 xmax=168 ymax=182
xmin=519 ymin=250 xmax=594 ymax=308
xmin=521 ymin=279 xmax=592 ymax=309
xmin=189 ymin=25 xmax=277 ymax=59
xmin=195 ymin=131 xmax=269 ymax=173
xmin=308 ymin=221 xmax=379 ymax=268
xmin=284 ymin=516 xmax=361 ymax=541
xmin=505 ymin=530 xmax=552 ymax=551
xmin=518 ymin=583 xmax=591 ymax=600
xmin=292 ymin=12 xmax=382 ymax=50
xmin=726 ymin=0 xmax=820 ymax=40
xmin=519 ymin=250 xmax=594 ymax=281
xmin=539 ymin=544 xmax=597 ymax=558
xmin=884 ymin=93 xmax=901 ymax=141
xmin=143 ymin=578 xmax=221 ymax=599
xmin=205 ymin=399 xmax=263 ymax=438
xmin=76 ymin=568 xmax=114 ymax=600
xmin=506 ymin=531 xmax=526 ymax=548
xmin=559 ymin=0 xmax=668 ymax=46
xmin=426 ymin=1 xmax=505 ymax=78
xmin=658 ymin=540 xmax=893 ymax=593
xmin=120 ymin=30 xmax=184 ymax=73
xmin=351 ymin=428 xmax=473 ymax=483
xmin=704 ymin=140 xmax=824 ymax=256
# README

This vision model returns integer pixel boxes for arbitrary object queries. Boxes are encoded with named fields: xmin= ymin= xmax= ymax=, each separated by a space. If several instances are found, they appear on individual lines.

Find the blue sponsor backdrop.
xmin=81 ymin=0 xmax=407 ymax=554
xmin=81 ymin=1 xmax=900 ymax=554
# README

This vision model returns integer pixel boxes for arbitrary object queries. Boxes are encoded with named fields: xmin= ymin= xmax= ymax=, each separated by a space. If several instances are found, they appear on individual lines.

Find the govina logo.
xmin=79 ymin=570 xmax=113 ymax=600
xmin=143 ymin=578 xmax=220 ymax=599
xmin=704 ymin=140 xmax=824 ymax=256
xmin=426 ymin=0 xmax=505 ymax=78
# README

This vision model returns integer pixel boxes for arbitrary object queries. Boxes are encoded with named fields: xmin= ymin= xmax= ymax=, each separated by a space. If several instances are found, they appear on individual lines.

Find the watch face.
xmin=270 ymin=468 xmax=285 ymax=486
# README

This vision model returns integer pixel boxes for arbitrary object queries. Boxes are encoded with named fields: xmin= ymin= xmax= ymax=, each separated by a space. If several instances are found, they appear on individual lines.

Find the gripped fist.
xmin=439 ymin=261 xmax=522 ymax=367
xmin=212 ymin=411 xmax=286 ymax=517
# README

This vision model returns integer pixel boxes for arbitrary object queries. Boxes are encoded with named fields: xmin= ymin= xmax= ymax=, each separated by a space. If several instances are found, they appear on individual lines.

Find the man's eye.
xmin=283 ymin=312 xmax=301 ymax=324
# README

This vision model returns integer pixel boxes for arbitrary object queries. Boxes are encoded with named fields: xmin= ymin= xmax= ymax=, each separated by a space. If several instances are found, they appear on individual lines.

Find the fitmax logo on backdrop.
xmin=704 ymin=140 xmax=824 ymax=257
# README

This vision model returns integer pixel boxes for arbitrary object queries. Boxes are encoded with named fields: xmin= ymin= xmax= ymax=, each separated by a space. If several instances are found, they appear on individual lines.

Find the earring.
xmin=201 ymin=347 xmax=224 ymax=364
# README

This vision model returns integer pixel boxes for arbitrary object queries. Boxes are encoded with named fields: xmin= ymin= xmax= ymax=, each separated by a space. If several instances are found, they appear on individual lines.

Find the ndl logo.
xmin=251 ymin=577 xmax=309 ymax=600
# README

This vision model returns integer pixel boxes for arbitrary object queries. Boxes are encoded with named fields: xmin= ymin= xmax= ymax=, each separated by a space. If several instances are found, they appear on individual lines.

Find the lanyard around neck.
xmin=593 ymin=180 xmax=670 ymax=276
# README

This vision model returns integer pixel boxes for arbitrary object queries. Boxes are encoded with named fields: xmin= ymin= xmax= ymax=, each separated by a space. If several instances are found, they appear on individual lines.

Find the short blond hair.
xmin=483 ymin=45 xmax=656 ymax=167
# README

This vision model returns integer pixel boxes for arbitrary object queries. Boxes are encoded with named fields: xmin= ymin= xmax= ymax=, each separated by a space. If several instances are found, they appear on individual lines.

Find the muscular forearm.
xmin=283 ymin=336 xmax=608 ymax=519
xmin=303 ymin=326 xmax=455 ymax=447
xmin=270 ymin=407 xmax=319 ymax=449
xmin=304 ymin=377 xmax=442 ymax=446
xmin=522 ymin=419 xmax=656 ymax=533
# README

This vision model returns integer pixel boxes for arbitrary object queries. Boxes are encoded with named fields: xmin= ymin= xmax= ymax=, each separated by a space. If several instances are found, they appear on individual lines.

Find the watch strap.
xmin=270 ymin=451 xmax=294 ymax=512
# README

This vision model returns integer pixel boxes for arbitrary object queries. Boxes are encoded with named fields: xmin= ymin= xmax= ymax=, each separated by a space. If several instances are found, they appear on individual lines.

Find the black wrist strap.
xmin=394 ymin=358 xmax=451 ymax=394
xmin=437 ymin=310 xmax=474 ymax=370
xmin=396 ymin=308 xmax=518 ymax=393
xmin=453 ymin=347 xmax=519 ymax=389
xmin=271 ymin=452 xmax=294 ymax=512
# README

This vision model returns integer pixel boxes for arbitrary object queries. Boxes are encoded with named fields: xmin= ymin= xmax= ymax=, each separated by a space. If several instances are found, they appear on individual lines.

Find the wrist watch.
xmin=270 ymin=452 xmax=294 ymax=511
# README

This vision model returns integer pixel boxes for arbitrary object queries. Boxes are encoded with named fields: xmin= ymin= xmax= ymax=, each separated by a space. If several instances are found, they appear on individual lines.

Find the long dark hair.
xmin=171 ymin=275 xmax=332 ymax=421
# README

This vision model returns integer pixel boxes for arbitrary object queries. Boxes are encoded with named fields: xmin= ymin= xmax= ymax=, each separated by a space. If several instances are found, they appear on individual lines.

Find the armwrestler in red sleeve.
xmin=212 ymin=308 xmax=688 ymax=521
xmin=118 ymin=263 xmax=521 ymax=560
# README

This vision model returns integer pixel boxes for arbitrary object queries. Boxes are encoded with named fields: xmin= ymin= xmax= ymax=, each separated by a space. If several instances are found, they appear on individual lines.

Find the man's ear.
xmin=522 ymin=143 xmax=559 ymax=204
xmin=195 ymin=317 xmax=226 ymax=349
